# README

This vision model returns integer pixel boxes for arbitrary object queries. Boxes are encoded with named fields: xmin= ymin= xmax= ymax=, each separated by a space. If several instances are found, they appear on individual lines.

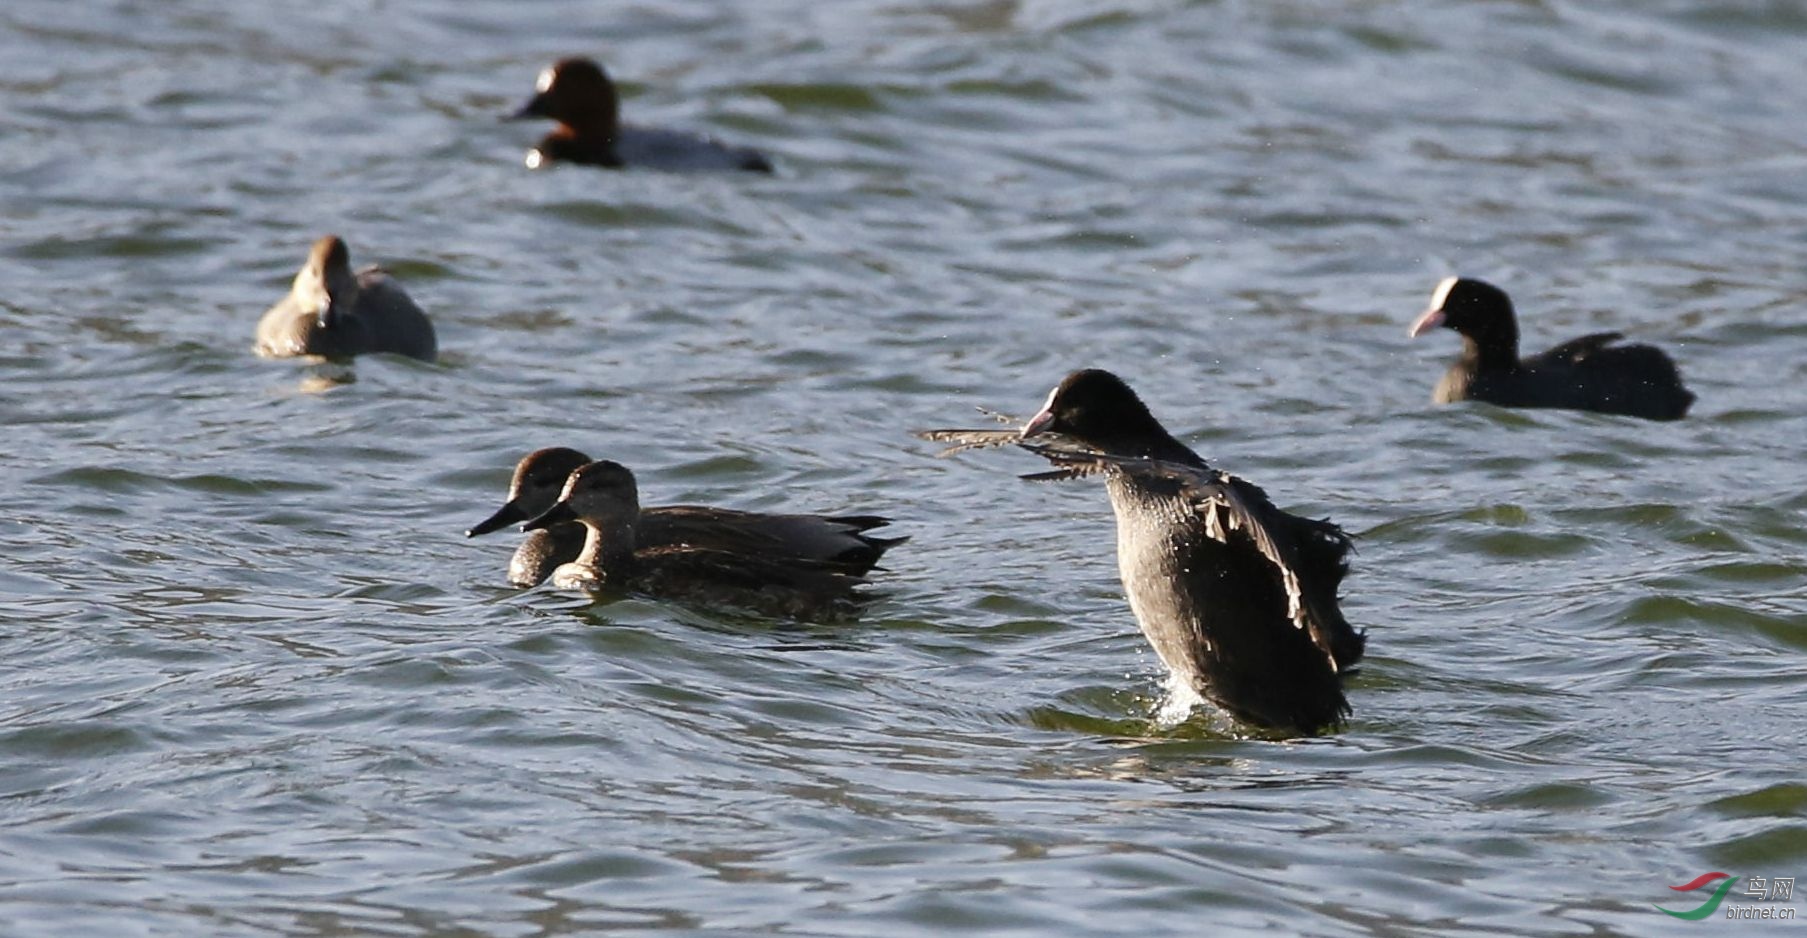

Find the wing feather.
xmin=1540 ymin=331 xmax=1623 ymax=363
xmin=1016 ymin=444 xmax=1356 ymax=672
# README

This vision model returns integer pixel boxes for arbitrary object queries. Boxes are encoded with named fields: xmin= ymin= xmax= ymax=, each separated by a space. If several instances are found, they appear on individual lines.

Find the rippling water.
xmin=4 ymin=0 xmax=1806 ymax=934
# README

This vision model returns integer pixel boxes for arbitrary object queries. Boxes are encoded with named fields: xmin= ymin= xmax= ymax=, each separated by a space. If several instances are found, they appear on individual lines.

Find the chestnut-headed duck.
xmin=511 ymin=57 xmax=772 ymax=173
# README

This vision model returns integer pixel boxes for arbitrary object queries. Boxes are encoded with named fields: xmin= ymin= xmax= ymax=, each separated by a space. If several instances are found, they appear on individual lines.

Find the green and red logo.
xmin=1657 ymin=872 xmax=1740 ymax=920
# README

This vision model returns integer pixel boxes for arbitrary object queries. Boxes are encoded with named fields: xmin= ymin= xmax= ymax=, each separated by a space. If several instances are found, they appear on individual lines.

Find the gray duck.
xmin=520 ymin=460 xmax=868 ymax=620
xmin=468 ymin=447 xmax=903 ymax=588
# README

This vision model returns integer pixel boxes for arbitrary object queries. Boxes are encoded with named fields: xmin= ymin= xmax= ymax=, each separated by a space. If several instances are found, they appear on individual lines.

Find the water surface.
xmin=3 ymin=1 xmax=1806 ymax=935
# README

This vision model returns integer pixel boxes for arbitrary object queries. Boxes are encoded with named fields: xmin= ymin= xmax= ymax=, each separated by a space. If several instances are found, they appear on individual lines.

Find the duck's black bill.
xmin=466 ymin=501 xmax=527 ymax=538
xmin=521 ymin=501 xmax=577 ymax=532
xmin=509 ymin=96 xmax=550 ymax=120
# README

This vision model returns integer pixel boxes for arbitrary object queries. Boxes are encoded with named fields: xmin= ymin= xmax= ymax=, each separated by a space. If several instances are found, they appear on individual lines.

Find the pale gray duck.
xmin=467 ymin=447 xmax=903 ymax=588
xmin=254 ymin=235 xmax=437 ymax=362
xmin=1409 ymin=276 xmax=1694 ymax=421
xmin=520 ymin=460 xmax=867 ymax=620
xmin=921 ymin=369 xmax=1363 ymax=736
xmin=510 ymin=57 xmax=772 ymax=173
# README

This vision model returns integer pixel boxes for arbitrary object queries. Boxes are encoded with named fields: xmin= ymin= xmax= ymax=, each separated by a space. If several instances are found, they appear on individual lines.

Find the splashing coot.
xmin=923 ymin=369 xmax=1364 ymax=736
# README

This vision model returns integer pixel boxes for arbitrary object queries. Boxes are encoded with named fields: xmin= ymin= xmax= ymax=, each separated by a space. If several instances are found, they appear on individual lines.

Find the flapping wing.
xmin=915 ymin=406 xmax=1042 ymax=456
xmin=1021 ymin=449 xmax=1312 ymax=617
xmin=1017 ymin=445 xmax=1358 ymax=671
xmin=915 ymin=428 xmax=1026 ymax=457
xmin=916 ymin=427 xmax=1100 ymax=465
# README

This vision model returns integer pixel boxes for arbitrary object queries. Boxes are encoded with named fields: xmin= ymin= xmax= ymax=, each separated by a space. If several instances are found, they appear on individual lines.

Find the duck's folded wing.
xmin=638 ymin=544 xmax=867 ymax=594
xmin=1017 ymin=446 xmax=1360 ymax=671
xmin=643 ymin=507 xmax=902 ymax=574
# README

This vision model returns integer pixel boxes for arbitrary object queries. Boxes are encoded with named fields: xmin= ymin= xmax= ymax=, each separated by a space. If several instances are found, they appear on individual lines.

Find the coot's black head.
xmin=466 ymin=447 xmax=592 ymax=537
xmin=1021 ymin=369 xmax=1183 ymax=457
xmin=512 ymin=57 xmax=620 ymax=134
xmin=1409 ymin=276 xmax=1520 ymax=357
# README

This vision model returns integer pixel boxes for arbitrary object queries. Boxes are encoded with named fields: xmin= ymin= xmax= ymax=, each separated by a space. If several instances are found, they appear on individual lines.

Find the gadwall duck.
xmin=510 ymin=57 xmax=772 ymax=173
xmin=923 ymin=369 xmax=1364 ymax=736
xmin=254 ymin=235 xmax=437 ymax=362
xmin=468 ymin=447 xmax=903 ymax=588
xmin=1409 ymin=276 xmax=1694 ymax=421
xmin=520 ymin=460 xmax=868 ymax=620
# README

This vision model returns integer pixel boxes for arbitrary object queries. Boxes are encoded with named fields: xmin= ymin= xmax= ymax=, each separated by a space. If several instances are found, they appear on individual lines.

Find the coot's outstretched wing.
xmin=1017 ymin=444 xmax=1363 ymax=673
xmin=916 ymin=427 xmax=1024 ymax=456
xmin=917 ymin=426 xmax=1100 ymax=479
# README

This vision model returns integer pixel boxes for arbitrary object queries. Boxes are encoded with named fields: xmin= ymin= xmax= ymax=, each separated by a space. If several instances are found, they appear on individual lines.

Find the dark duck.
xmin=510 ymin=57 xmax=772 ymax=173
xmin=469 ymin=448 xmax=904 ymax=589
xmin=518 ymin=460 xmax=872 ymax=621
xmin=922 ymin=369 xmax=1364 ymax=736
xmin=1409 ymin=276 xmax=1694 ymax=421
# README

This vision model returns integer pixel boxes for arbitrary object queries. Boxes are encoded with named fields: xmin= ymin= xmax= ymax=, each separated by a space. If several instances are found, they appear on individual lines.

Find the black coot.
xmin=1409 ymin=277 xmax=1695 ymax=421
xmin=924 ymin=369 xmax=1364 ymax=736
